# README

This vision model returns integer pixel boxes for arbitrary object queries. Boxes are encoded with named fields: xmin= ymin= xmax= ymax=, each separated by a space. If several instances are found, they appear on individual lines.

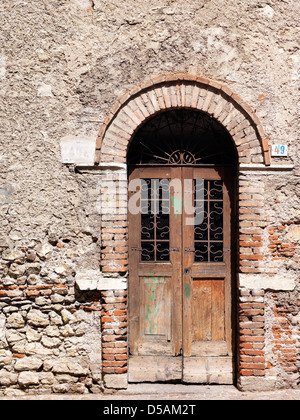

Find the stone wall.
xmin=237 ymin=167 xmax=300 ymax=390
xmin=0 ymin=0 xmax=299 ymax=394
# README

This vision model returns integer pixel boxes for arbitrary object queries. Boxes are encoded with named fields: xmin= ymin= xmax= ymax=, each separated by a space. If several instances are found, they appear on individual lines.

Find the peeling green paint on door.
xmin=184 ymin=283 xmax=191 ymax=299
xmin=144 ymin=274 xmax=165 ymax=334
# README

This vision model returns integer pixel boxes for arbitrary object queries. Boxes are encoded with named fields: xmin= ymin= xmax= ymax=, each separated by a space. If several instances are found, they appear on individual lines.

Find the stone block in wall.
xmin=51 ymin=358 xmax=89 ymax=376
xmin=103 ymin=373 xmax=128 ymax=389
xmin=286 ymin=226 xmax=300 ymax=243
xmin=60 ymin=135 xmax=96 ymax=165
xmin=14 ymin=357 xmax=43 ymax=372
xmin=18 ymin=371 xmax=40 ymax=387
xmin=238 ymin=376 xmax=276 ymax=392
xmin=239 ymin=274 xmax=296 ymax=291
xmin=0 ymin=370 xmax=18 ymax=386
xmin=75 ymin=270 xmax=127 ymax=290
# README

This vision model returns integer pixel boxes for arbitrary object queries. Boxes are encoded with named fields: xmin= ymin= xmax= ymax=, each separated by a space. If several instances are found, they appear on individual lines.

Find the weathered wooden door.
xmin=128 ymin=166 xmax=235 ymax=384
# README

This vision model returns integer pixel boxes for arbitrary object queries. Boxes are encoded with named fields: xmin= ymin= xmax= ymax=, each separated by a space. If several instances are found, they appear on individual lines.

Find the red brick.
xmin=240 ymin=267 xmax=262 ymax=274
xmin=115 ymin=354 xmax=128 ymax=361
xmin=240 ymin=336 xmax=265 ymax=343
xmin=254 ymin=370 xmax=265 ymax=376
xmin=240 ymin=254 xmax=264 ymax=261
xmin=102 ymin=355 xmax=115 ymax=361
xmin=26 ymin=291 xmax=40 ymax=297
xmin=114 ymin=342 xmax=127 ymax=348
xmin=114 ymin=310 xmax=127 ymax=316
xmin=240 ymin=343 xmax=254 ymax=349
xmin=102 ymin=367 xmax=115 ymax=374
xmin=102 ymin=361 xmax=127 ymax=368
xmin=240 ymin=370 xmax=254 ymax=376
xmin=114 ymin=367 xmax=128 ymax=374
xmin=239 ymin=241 xmax=263 ymax=248
xmin=102 ymin=336 xmax=118 ymax=342
xmin=240 ymin=363 xmax=265 ymax=370
xmin=240 ymin=350 xmax=265 ymax=357
xmin=103 ymin=348 xmax=127 ymax=355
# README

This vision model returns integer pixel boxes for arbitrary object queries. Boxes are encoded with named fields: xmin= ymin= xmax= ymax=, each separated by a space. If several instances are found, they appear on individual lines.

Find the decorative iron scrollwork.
xmin=140 ymin=178 xmax=224 ymax=263
xmin=128 ymin=109 xmax=238 ymax=166
xmin=141 ymin=179 xmax=170 ymax=262
xmin=168 ymin=150 xmax=196 ymax=165
xmin=194 ymin=179 xmax=224 ymax=263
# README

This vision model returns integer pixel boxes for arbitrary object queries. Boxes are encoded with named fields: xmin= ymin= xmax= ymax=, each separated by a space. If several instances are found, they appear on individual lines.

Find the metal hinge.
xmin=184 ymin=247 xmax=195 ymax=252
xmin=170 ymin=247 xmax=180 ymax=252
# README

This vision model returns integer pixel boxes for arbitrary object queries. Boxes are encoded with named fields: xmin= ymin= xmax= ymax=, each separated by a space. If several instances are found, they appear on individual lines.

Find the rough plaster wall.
xmin=0 ymin=0 xmax=299 ymax=393
xmin=1 ymin=0 xmax=299 ymax=240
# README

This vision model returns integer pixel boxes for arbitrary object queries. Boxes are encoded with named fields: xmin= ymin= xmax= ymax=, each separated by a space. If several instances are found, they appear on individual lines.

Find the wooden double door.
xmin=128 ymin=166 xmax=235 ymax=384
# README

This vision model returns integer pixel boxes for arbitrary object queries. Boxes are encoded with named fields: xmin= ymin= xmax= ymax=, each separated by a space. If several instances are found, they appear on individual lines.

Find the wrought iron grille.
xmin=128 ymin=109 xmax=238 ymax=166
xmin=194 ymin=180 xmax=224 ymax=262
xmin=139 ymin=178 xmax=224 ymax=263
xmin=141 ymin=179 xmax=170 ymax=262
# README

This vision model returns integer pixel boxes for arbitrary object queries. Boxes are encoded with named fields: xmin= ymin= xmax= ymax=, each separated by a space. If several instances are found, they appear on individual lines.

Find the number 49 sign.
xmin=271 ymin=144 xmax=288 ymax=157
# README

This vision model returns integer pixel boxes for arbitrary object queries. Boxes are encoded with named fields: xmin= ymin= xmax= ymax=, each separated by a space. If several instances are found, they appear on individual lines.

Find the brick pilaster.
xmin=239 ymin=289 xmax=266 ymax=378
xmin=101 ymin=290 xmax=128 ymax=376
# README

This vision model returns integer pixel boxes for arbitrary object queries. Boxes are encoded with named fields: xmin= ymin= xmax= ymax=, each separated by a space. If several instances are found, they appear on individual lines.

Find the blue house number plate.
xmin=271 ymin=144 xmax=288 ymax=157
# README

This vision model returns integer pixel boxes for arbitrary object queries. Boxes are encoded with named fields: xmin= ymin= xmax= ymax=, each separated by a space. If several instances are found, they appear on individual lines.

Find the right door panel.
xmin=182 ymin=167 xmax=234 ymax=384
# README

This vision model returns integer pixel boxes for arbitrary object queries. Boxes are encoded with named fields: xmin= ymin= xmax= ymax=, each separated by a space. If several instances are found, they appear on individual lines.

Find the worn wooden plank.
xmin=191 ymin=263 xmax=226 ymax=278
xmin=223 ymin=168 xmax=235 ymax=357
xmin=183 ymin=356 xmax=234 ymax=384
xmin=170 ymin=167 xmax=183 ymax=356
xmin=129 ymin=356 xmax=182 ymax=382
xmin=128 ymin=168 xmax=142 ymax=355
xmin=138 ymin=264 xmax=173 ymax=276
xmin=191 ymin=341 xmax=228 ymax=356
xmin=138 ymin=275 xmax=173 ymax=356
xmin=141 ymin=276 xmax=171 ymax=337
xmin=182 ymin=166 xmax=194 ymax=357
xmin=192 ymin=280 xmax=212 ymax=342
xmin=212 ymin=280 xmax=225 ymax=341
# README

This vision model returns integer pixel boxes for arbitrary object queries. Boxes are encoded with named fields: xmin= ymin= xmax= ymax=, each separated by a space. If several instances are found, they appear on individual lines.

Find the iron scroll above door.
xmin=128 ymin=109 xmax=238 ymax=166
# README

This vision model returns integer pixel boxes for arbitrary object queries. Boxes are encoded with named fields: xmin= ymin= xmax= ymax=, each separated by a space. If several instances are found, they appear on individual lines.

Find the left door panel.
xmin=128 ymin=167 xmax=182 ymax=382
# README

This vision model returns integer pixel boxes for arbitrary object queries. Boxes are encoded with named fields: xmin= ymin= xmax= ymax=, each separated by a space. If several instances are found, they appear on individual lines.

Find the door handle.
xmin=184 ymin=268 xmax=190 ymax=275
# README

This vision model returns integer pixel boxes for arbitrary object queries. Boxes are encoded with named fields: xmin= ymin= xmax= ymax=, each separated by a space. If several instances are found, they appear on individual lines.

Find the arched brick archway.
xmin=95 ymin=74 xmax=271 ymax=166
xmin=96 ymin=75 xmax=272 ymax=389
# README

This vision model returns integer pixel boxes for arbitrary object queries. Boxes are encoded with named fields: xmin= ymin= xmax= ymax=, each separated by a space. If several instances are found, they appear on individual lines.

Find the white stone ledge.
xmin=239 ymin=274 xmax=296 ymax=291
xmin=75 ymin=270 xmax=127 ymax=291
xmin=98 ymin=163 xmax=127 ymax=170
xmin=76 ymin=162 xmax=127 ymax=170
xmin=239 ymin=163 xmax=294 ymax=172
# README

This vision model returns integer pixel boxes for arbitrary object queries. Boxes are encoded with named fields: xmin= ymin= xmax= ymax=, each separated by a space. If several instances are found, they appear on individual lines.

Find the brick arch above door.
xmin=94 ymin=74 xmax=271 ymax=166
